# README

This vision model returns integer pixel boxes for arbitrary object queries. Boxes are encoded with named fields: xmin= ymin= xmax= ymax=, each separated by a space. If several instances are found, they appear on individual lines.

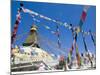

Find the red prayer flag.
xmin=81 ymin=11 xmax=87 ymax=22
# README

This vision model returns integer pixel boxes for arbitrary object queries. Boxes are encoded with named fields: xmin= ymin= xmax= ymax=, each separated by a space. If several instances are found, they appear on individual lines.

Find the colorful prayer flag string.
xmin=11 ymin=4 xmax=23 ymax=46
xmin=89 ymin=30 xmax=96 ymax=46
xmin=56 ymin=25 xmax=61 ymax=48
xmin=82 ymin=32 xmax=93 ymax=67
xmin=74 ymin=33 xmax=81 ymax=67
xmin=79 ymin=6 xmax=90 ymax=30
xmin=82 ymin=33 xmax=88 ymax=52
xmin=20 ymin=3 xmax=95 ymax=37
xmin=21 ymin=4 xmax=73 ymax=30
xmin=74 ymin=6 xmax=90 ymax=67
xmin=68 ymin=38 xmax=75 ymax=63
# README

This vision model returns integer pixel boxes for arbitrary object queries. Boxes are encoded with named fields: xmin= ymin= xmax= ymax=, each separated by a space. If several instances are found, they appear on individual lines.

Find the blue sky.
xmin=11 ymin=1 xmax=96 ymax=57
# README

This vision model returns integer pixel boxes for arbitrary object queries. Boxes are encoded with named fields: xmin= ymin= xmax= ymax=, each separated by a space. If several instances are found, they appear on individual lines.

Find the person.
xmin=56 ymin=55 xmax=67 ymax=71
